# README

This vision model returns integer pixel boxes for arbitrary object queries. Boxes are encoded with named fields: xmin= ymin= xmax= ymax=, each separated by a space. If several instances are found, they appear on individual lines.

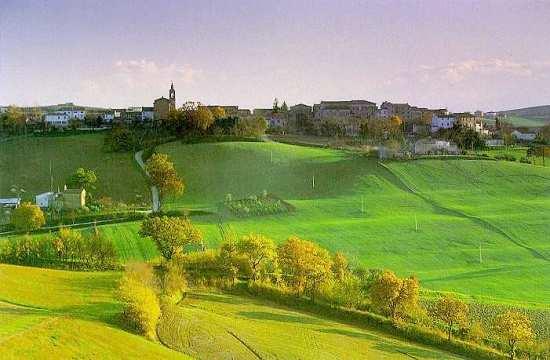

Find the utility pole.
xmin=361 ymin=196 xmax=365 ymax=214
xmin=50 ymin=160 xmax=54 ymax=192
xmin=312 ymin=174 xmax=315 ymax=189
xmin=479 ymin=240 xmax=483 ymax=264
xmin=414 ymin=213 xmax=418 ymax=232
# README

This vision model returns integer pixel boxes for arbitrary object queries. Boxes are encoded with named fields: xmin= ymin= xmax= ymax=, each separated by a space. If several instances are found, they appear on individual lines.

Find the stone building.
xmin=154 ymin=83 xmax=176 ymax=121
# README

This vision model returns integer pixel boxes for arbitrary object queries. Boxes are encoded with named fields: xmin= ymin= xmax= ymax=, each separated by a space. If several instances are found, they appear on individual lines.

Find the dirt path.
xmin=135 ymin=150 xmax=160 ymax=212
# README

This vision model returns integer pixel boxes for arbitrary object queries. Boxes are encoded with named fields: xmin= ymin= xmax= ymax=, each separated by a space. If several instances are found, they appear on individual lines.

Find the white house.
xmin=36 ymin=192 xmax=55 ymax=208
xmin=486 ymin=139 xmax=504 ymax=147
xmin=45 ymin=112 xmax=70 ymax=127
xmin=0 ymin=198 xmax=21 ymax=208
xmin=414 ymin=139 xmax=459 ymax=155
xmin=431 ymin=114 xmax=456 ymax=133
xmin=512 ymin=130 xmax=537 ymax=142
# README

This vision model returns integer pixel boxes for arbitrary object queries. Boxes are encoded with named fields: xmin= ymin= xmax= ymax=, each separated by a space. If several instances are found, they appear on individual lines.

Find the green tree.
xmin=0 ymin=105 xmax=26 ymax=134
xmin=11 ymin=202 xmax=45 ymax=232
xmin=369 ymin=270 xmax=419 ymax=320
xmin=433 ymin=294 xmax=469 ymax=340
xmin=139 ymin=216 xmax=202 ymax=260
xmin=66 ymin=167 xmax=97 ymax=191
xmin=145 ymin=153 xmax=184 ymax=198
xmin=236 ymin=233 xmax=276 ymax=281
xmin=494 ymin=311 xmax=533 ymax=360
xmin=234 ymin=116 xmax=268 ymax=137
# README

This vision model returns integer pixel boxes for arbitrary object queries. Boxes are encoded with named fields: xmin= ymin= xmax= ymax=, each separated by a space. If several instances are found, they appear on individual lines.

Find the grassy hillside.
xmin=153 ymin=141 xmax=549 ymax=306
xmin=158 ymin=291 xmax=462 ymax=359
xmin=0 ymin=264 xmax=185 ymax=359
xmin=483 ymin=115 xmax=549 ymax=127
xmin=0 ymin=134 xmax=150 ymax=204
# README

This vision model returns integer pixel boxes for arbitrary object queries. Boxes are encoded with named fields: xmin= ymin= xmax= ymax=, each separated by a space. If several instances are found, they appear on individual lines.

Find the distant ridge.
xmin=501 ymin=105 xmax=550 ymax=119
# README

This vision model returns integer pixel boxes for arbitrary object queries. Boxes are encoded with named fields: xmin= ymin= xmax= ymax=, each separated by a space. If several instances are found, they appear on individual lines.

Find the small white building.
xmin=431 ymin=114 xmax=456 ymax=133
xmin=45 ymin=112 xmax=70 ymax=127
xmin=485 ymin=139 xmax=504 ymax=147
xmin=414 ymin=139 xmax=459 ymax=155
xmin=0 ymin=198 xmax=21 ymax=208
xmin=512 ymin=130 xmax=537 ymax=142
xmin=36 ymin=192 xmax=55 ymax=208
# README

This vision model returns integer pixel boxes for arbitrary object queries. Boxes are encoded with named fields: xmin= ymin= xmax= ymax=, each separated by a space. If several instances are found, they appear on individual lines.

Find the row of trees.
xmin=0 ymin=226 xmax=117 ymax=270
xmin=136 ymin=215 xmax=537 ymax=359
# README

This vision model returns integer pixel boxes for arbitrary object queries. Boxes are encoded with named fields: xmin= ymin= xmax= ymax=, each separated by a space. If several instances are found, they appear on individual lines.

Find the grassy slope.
xmin=154 ymin=141 xmax=549 ymax=306
xmin=158 ymin=291 xmax=463 ymax=360
xmin=0 ymin=264 xmax=185 ymax=359
xmin=483 ymin=115 xmax=549 ymax=127
xmin=0 ymin=134 xmax=150 ymax=204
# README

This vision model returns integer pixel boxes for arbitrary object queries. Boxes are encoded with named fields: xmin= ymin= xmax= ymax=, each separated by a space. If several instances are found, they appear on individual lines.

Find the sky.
xmin=1 ymin=0 xmax=550 ymax=112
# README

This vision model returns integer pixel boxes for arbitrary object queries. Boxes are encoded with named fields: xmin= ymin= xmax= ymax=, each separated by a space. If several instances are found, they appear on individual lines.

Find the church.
xmin=153 ymin=83 xmax=176 ymax=121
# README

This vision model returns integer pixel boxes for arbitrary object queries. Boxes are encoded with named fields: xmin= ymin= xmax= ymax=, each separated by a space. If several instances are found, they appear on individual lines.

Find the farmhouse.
xmin=512 ymin=130 xmax=537 ymax=142
xmin=35 ymin=192 xmax=55 ymax=208
xmin=61 ymin=188 xmax=86 ymax=209
xmin=431 ymin=114 xmax=456 ymax=133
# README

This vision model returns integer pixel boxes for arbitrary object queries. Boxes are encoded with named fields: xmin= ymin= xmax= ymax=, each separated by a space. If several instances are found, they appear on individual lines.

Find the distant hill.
xmin=497 ymin=105 xmax=550 ymax=127
xmin=1 ymin=102 xmax=108 ymax=112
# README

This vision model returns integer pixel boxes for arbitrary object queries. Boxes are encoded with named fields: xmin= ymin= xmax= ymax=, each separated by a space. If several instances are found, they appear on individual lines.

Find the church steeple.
xmin=169 ymin=82 xmax=176 ymax=110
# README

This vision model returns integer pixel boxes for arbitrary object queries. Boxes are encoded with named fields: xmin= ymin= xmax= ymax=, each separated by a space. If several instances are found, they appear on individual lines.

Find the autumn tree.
xmin=433 ymin=294 xmax=469 ymax=340
xmin=210 ymin=106 xmax=226 ymax=120
xmin=278 ymin=236 xmax=333 ymax=302
xmin=160 ymin=261 xmax=187 ymax=303
xmin=331 ymin=252 xmax=349 ymax=281
xmin=145 ymin=153 xmax=184 ymax=199
xmin=194 ymin=106 xmax=215 ymax=131
xmin=0 ymin=105 xmax=26 ymax=134
xmin=236 ymin=233 xmax=276 ymax=281
xmin=11 ymin=202 xmax=45 ymax=232
xmin=494 ymin=311 xmax=533 ymax=360
xmin=118 ymin=263 xmax=161 ymax=340
xmin=218 ymin=223 xmax=240 ymax=285
xmin=66 ymin=167 xmax=97 ymax=191
xmin=369 ymin=270 xmax=419 ymax=320
xmin=139 ymin=216 xmax=202 ymax=260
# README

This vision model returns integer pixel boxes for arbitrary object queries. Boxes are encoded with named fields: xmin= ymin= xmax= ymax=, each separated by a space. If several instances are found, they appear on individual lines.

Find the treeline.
xmin=0 ymin=227 xmax=118 ymax=270
xmin=132 ymin=216 xmax=546 ymax=360
xmin=104 ymin=105 xmax=267 ymax=153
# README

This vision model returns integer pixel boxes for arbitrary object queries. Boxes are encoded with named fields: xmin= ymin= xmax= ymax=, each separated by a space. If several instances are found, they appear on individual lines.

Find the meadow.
xmin=0 ymin=264 xmax=185 ymax=359
xmin=155 ymin=141 xmax=549 ymax=306
xmin=483 ymin=115 xmax=549 ymax=128
xmin=2 ymin=140 xmax=548 ymax=307
xmin=0 ymin=134 xmax=150 ymax=204
xmin=157 ymin=291 xmax=462 ymax=359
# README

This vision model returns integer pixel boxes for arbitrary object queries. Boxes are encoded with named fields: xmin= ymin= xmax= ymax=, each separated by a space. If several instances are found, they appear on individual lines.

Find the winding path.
xmin=135 ymin=150 xmax=160 ymax=212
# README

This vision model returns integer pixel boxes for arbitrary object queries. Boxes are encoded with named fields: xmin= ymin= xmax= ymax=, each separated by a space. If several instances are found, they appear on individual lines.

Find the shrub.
xmin=118 ymin=264 xmax=161 ymax=340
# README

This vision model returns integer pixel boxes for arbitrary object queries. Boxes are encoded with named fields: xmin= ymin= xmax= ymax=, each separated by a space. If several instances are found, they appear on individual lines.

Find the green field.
xmin=0 ymin=134 xmax=150 ymax=204
xmin=0 ymin=264 xmax=185 ymax=359
xmin=2 ymin=140 xmax=549 ymax=306
xmin=483 ymin=115 xmax=549 ymax=128
xmin=158 ymin=291 xmax=463 ymax=359
xmin=154 ymin=141 xmax=549 ymax=306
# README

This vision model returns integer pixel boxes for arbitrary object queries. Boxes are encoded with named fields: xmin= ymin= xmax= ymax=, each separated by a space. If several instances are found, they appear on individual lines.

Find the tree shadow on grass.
xmin=237 ymin=311 xmax=324 ymax=325
xmin=187 ymin=292 xmax=254 ymax=306
xmin=373 ymin=341 xmax=455 ymax=360
xmin=316 ymin=327 xmax=380 ymax=342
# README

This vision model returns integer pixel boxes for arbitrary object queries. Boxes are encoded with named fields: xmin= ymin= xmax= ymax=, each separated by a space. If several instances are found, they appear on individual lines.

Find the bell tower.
xmin=169 ymin=82 xmax=176 ymax=110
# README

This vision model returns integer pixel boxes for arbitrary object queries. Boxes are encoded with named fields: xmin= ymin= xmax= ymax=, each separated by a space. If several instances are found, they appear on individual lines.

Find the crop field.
xmin=0 ymin=264 xmax=185 ymax=359
xmin=0 ymin=134 xmax=150 ymax=204
xmin=158 ymin=291 xmax=462 ymax=359
xmin=156 ymin=141 xmax=549 ymax=306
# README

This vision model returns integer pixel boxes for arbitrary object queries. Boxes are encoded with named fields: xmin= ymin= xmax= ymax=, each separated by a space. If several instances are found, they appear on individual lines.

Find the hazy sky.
xmin=1 ymin=0 xmax=550 ymax=111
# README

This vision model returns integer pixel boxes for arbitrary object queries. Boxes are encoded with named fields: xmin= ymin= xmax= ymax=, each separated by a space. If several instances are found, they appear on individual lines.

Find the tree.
xmin=331 ymin=252 xmax=349 ymax=281
xmin=118 ymin=263 xmax=161 ymax=340
xmin=210 ymin=106 xmax=226 ymax=120
xmin=494 ymin=311 xmax=533 ymax=360
xmin=272 ymin=98 xmax=279 ymax=113
xmin=0 ymin=105 xmax=26 ymax=134
xmin=139 ymin=216 xmax=202 ymax=260
xmin=160 ymin=261 xmax=187 ymax=302
xmin=233 ymin=116 xmax=268 ymax=137
xmin=281 ymin=101 xmax=288 ymax=113
xmin=11 ymin=202 xmax=45 ymax=232
xmin=433 ymin=294 xmax=469 ymax=340
xmin=145 ymin=153 xmax=184 ymax=198
xmin=236 ymin=233 xmax=276 ymax=281
xmin=388 ymin=115 xmax=404 ymax=138
xmin=194 ymin=106 xmax=215 ymax=131
xmin=66 ymin=167 xmax=97 ymax=191
xmin=278 ymin=236 xmax=333 ymax=302
xmin=369 ymin=270 xmax=419 ymax=320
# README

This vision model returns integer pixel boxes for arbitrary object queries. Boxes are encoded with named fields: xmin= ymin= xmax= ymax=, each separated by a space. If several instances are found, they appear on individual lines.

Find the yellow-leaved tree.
xmin=11 ymin=202 xmax=45 ymax=233
xmin=236 ymin=233 xmax=277 ymax=282
xmin=494 ymin=311 xmax=533 ymax=360
xmin=433 ymin=294 xmax=469 ymax=341
xmin=369 ymin=270 xmax=419 ymax=320
xmin=145 ymin=153 xmax=184 ymax=199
